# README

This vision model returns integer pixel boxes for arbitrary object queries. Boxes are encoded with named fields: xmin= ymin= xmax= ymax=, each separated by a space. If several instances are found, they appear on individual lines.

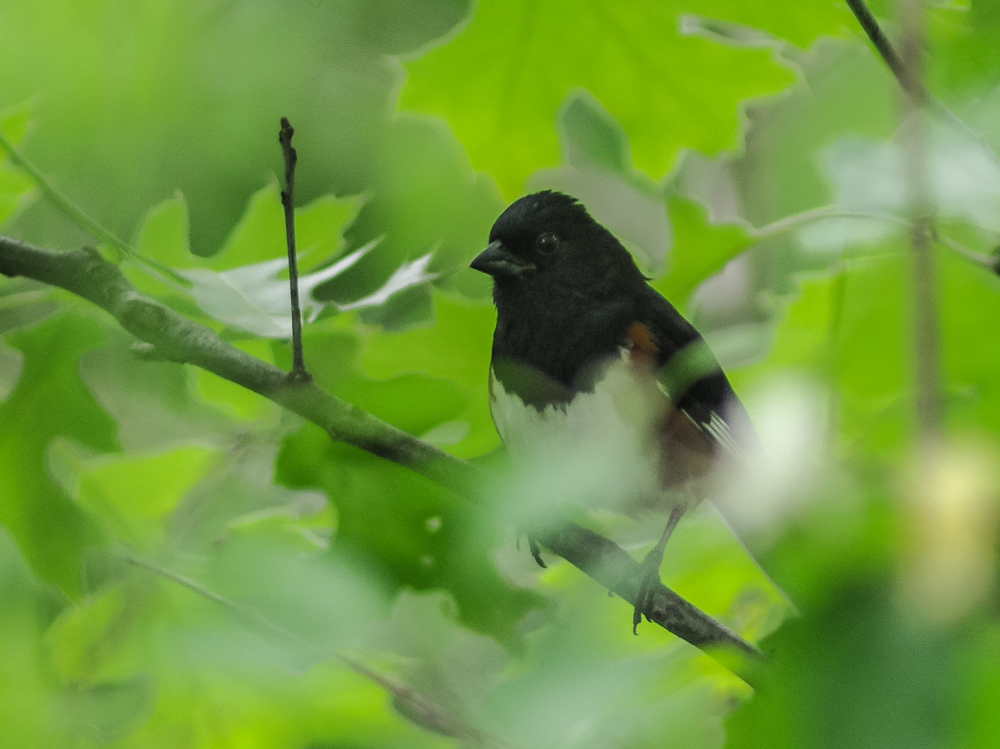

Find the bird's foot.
xmin=515 ymin=528 xmax=547 ymax=568
xmin=632 ymin=551 xmax=663 ymax=635
xmin=527 ymin=537 xmax=546 ymax=568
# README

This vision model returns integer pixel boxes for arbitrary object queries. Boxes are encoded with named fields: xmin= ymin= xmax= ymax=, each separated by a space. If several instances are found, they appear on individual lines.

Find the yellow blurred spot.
xmin=898 ymin=439 xmax=1000 ymax=626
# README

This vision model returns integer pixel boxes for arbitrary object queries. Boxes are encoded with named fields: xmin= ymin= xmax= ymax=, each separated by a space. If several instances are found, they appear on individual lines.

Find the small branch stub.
xmin=279 ymin=116 xmax=311 ymax=383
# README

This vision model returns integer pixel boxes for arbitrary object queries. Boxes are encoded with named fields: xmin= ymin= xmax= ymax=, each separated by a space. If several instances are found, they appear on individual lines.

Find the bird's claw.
xmin=631 ymin=554 xmax=663 ymax=635
xmin=515 ymin=528 xmax=547 ymax=568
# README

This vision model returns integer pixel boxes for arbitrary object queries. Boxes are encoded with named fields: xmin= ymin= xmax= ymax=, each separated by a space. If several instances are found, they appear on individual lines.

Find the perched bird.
xmin=470 ymin=190 xmax=750 ymax=633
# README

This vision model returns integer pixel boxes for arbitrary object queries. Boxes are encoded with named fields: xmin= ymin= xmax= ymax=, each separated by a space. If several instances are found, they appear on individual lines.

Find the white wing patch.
xmin=698 ymin=410 xmax=751 ymax=465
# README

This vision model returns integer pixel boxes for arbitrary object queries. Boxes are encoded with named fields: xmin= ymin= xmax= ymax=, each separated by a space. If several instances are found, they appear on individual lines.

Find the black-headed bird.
xmin=471 ymin=191 xmax=750 ymax=632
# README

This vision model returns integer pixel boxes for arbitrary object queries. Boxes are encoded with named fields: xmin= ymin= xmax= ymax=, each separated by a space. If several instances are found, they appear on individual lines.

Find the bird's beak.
xmin=470 ymin=240 xmax=535 ymax=279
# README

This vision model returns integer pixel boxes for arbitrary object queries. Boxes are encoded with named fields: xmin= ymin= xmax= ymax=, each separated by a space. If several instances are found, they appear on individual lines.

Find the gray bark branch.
xmin=0 ymin=236 xmax=764 ymax=671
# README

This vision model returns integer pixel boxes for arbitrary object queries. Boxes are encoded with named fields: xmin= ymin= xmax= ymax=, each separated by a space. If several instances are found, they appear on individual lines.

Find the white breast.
xmin=489 ymin=358 xmax=665 ymax=515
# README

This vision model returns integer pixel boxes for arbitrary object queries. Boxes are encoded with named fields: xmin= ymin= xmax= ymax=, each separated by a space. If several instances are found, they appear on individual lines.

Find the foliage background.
xmin=2 ymin=0 xmax=1000 ymax=747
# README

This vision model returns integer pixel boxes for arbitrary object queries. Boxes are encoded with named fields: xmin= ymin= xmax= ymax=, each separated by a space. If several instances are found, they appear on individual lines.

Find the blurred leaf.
xmin=726 ymin=579 xmax=954 ymax=749
xmin=277 ymin=422 xmax=542 ymax=648
xmin=360 ymin=290 xmax=499 ymax=458
xmin=0 ymin=278 xmax=62 ymax=336
xmin=134 ymin=192 xmax=192 ymax=270
xmin=67 ymin=673 xmax=155 ymax=743
xmin=661 ymin=504 xmax=793 ymax=643
xmin=736 ymin=245 xmax=1000 ymax=456
xmin=79 ymin=329 xmax=237 ymax=451
xmin=0 ymin=312 xmax=116 ymax=595
xmin=734 ymin=254 xmax=910 ymax=457
xmin=654 ymin=196 xmax=755 ymax=306
xmin=402 ymin=0 xmax=819 ymax=195
xmin=66 ymin=444 xmax=220 ymax=549
xmin=821 ymin=121 xmax=1000 ymax=235
xmin=0 ymin=0 xmax=469 ymax=255
xmin=205 ymin=529 xmax=384 ymax=656
xmin=0 ymin=100 xmax=37 ymax=227
xmin=0 ymin=528 xmax=65 ymax=747
xmin=0 ymin=333 xmax=23 ymax=401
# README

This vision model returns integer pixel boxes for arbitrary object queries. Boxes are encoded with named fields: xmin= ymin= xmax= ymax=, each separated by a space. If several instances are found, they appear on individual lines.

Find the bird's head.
xmin=471 ymin=191 xmax=645 ymax=305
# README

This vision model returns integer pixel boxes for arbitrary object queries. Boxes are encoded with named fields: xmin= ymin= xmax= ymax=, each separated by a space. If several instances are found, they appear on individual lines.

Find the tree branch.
xmin=844 ymin=0 xmax=926 ymax=101
xmin=0 ymin=235 xmax=763 ymax=670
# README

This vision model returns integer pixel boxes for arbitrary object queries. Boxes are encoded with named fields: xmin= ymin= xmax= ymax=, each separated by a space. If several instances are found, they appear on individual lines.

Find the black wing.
xmin=637 ymin=286 xmax=752 ymax=460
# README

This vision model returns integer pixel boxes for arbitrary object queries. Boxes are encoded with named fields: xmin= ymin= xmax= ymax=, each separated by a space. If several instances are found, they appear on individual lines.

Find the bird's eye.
xmin=536 ymin=232 xmax=559 ymax=254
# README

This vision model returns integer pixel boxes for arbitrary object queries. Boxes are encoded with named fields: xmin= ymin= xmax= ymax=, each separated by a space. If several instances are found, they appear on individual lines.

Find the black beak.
xmin=470 ymin=240 xmax=536 ymax=279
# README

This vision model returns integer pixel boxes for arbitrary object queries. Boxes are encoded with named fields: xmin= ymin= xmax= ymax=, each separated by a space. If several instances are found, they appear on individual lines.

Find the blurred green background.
xmin=3 ymin=0 xmax=1000 ymax=747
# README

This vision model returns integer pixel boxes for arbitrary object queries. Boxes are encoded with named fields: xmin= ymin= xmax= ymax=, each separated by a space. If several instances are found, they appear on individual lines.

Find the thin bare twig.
xmin=278 ymin=117 xmax=310 ymax=382
xmin=844 ymin=0 xmax=926 ymax=100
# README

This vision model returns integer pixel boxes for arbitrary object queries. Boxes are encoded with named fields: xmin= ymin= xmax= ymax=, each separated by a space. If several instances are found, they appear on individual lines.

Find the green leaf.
xmin=0 ymin=528 xmax=65 ymax=747
xmin=134 ymin=192 xmax=192 ymax=270
xmin=67 ymin=445 xmax=220 ymax=549
xmin=0 ymin=100 xmax=37 ymax=227
xmin=733 ymin=253 xmax=912 ymax=457
xmin=402 ymin=0 xmax=804 ymax=195
xmin=820 ymin=123 xmax=1000 ymax=235
xmin=360 ymin=291 xmax=500 ymax=458
xmin=211 ymin=183 xmax=363 ymax=270
xmin=278 ymin=423 xmax=542 ymax=648
xmin=78 ymin=329 xmax=237 ymax=451
xmin=66 ymin=674 xmax=155 ymax=743
xmin=653 ymin=196 xmax=754 ymax=307
xmin=0 ymin=312 xmax=117 ymax=595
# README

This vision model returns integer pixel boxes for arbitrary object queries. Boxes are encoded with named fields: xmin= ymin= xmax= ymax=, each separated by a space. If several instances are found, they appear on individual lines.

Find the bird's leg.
xmin=632 ymin=505 xmax=685 ymax=634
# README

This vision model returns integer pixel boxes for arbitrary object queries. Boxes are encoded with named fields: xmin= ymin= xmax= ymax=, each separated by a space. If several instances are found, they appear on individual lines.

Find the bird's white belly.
xmin=489 ymin=361 xmax=664 ymax=514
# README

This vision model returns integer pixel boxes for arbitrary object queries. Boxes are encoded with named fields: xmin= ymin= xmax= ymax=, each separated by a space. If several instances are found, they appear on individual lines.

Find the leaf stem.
xmin=751 ymin=205 xmax=995 ymax=271
xmin=0 ymin=126 xmax=190 ymax=286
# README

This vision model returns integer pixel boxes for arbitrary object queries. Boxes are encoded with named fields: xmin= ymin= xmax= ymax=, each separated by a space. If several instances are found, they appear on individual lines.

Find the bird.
xmin=470 ymin=190 xmax=751 ymax=633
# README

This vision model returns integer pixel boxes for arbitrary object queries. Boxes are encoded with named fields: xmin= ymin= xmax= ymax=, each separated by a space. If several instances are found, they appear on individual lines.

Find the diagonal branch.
xmin=0 ymin=235 xmax=763 ymax=671
xmin=844 ymin=0 xmax=925 ymax=100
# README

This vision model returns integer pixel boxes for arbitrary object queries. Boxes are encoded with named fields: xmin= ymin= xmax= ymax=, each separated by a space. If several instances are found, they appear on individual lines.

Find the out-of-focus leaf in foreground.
xmin=798 ymin=121 xmax=1000 ymax=255
xmin=277 ymin=326 xmax=543 ymax=647
xmin=0 ymin=313 xmax=116 ymax=596
xmin=0 ymin=101 xmax=37 ymax=227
